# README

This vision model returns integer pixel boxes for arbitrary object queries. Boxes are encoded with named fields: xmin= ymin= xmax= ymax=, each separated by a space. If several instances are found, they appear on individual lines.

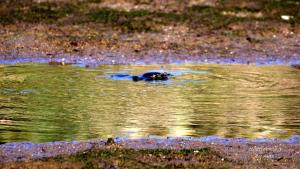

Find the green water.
xmin=0 ymin=64 xmax=299 ymax=143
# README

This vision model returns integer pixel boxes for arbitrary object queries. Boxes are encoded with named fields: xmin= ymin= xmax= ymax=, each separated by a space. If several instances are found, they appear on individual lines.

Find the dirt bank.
xmin=0 ymin=0 xmax=299 ymax=65
xmin=1 ymin=137 xmax=300 ymax=168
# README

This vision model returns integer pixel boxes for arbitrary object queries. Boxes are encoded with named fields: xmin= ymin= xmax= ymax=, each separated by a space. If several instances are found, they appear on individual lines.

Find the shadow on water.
xmin=0 ymin=63 xmax=300 ymax=143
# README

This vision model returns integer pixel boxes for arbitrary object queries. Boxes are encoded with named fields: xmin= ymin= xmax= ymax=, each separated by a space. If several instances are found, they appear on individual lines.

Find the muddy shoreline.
xmin=1 ymin=24 xmax=299 ymax=66
xmin=1 ymin=136 xmax=300 ymax=168
xmin=1 ymin=53 xmax=300 ymax=66
xmin=1 ymin=0 xmax=300 ymax=66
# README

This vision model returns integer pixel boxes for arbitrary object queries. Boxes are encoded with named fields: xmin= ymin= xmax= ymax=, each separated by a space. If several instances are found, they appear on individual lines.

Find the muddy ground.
xmin=0 ymin=0 xmax=300 ymax=65
xmin=1 ymin=137 xmax=300 ymax=168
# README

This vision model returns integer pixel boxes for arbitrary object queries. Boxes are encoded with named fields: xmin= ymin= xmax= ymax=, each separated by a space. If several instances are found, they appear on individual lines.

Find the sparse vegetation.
xmin=0 ymin=0 xmax=299 ymax=30
xmin=0 ymin=0 xmax=299 ymax=65
xmin=6 ymin=148 xmax=236 ymax=168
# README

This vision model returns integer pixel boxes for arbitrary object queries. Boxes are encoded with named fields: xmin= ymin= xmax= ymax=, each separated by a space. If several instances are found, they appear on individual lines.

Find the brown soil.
xmin=0 ymin=0 xmax=299 ymax=64
xmin=1 ymin=138 xmax=300 ymax=168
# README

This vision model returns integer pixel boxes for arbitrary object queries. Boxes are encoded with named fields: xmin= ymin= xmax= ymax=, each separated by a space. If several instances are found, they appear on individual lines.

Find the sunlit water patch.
xmin=0 ymin=64 xmax=299 ymax=143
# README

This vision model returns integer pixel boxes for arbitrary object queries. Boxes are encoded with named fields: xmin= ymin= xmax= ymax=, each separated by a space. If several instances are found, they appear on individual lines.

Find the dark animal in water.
xmin=132 ymin=72 xmax=172 ymax=81
xmin=109 ymin=72 xmax=173 ymax=81
xmin=291 ymin=64 xmax=300 ymax=69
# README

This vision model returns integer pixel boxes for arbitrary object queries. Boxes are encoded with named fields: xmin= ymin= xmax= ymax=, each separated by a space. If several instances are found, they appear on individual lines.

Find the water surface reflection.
xmin=0 ymin=64 xmax=299 ymax=143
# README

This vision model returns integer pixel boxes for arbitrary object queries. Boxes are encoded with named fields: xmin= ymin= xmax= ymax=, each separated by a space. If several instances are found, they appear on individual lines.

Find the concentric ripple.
xmin=0 ymin=64 xmax=299 ymax=143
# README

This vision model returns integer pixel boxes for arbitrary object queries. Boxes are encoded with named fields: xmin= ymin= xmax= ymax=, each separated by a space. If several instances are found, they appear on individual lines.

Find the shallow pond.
xmin=0 ymin=63 xmax=299 ymax=143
